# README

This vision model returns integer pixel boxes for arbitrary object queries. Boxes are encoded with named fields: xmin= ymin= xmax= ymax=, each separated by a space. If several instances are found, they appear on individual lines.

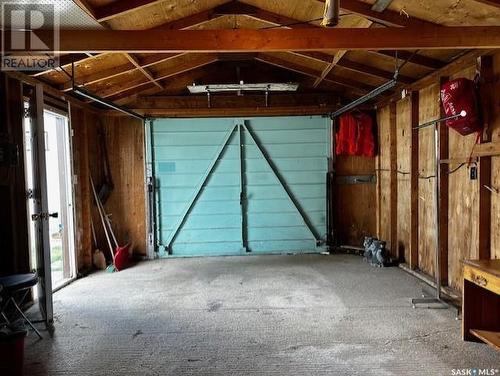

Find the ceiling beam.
xmin=124 ymin=53 xmax=163 ymax=90
xmin=472 ymin=0 xmax=500 ymax=8
xmin=255 ymin=54 xmax=372 ymax=95
xmin=288 ymin=51 xmax=414 ymax=84
xmin=374 ymin=50 xmax=446 ymax=69
xmin=60 ymin=53 xmax=182 ymax=91
xmin=97 ymin=54 xmax=218 ymax=98
xmin=313 ymin=51 xmax=347 ymax=88
xmin=322 ymin=0 xmax=436 ymax=27
xmin=95 ymin=0 xmax=164 ymax=22
xmin=32 ymin=53 xmax=103 ymax=77
xmin=126 ymin=92 xmax=341 ymax=117
xmin=18 ymin=27 xmax=500 ymax=53
xmin=72 ymin=0 xmax=98 ymax=20
xmin=371 ymin=0 xmax=394 ymax=12
xmin=336 ymin=58 xmax=414 ymax=84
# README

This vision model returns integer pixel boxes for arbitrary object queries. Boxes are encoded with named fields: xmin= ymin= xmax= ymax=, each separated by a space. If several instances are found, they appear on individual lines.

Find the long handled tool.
xmin=90 ymin=175 xmax=115 ymax=263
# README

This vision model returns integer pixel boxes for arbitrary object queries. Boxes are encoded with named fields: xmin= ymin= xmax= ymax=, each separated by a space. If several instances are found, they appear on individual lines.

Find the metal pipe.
xmin=322 ymin=0 xmax=340 ymax=27
xmin=413 ymin=110 xmax=466 ymax=130
xmin=73 ymin=87 xmax=145 ymax=120
xmin=434 ymin=122 xmax=441 ymax=300
xmin=331 ymin=78 xmax=397 ymax=118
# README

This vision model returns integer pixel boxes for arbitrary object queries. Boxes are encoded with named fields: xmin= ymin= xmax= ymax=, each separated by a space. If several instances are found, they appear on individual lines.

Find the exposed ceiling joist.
xmin=95 ymin=0 xmax=164 ymax=22
xmin=472 ymin=0 xmax=500 ymax=8
xmin=99 ymin=54 xmax=218 ymax=98
xmin=255 ymin=54 xmax=371 ymax=95
xmin=32 ymin=53 xmax=103 ymax=77
xmin=371 ymin=0 xmax=394 ymax=12
xmin=329 ymin=0 xmax=437 ymax=27
xmin=337 ymin=58 xmax=413 ymax=84
xmin=21 ymin=27 xmax=500 ymax=53
xmin=374 ymin=50 xmax=446 ymax=69
xmin=128 ymin=92 xmax=341 ymax=117
xmin=154 ymin=8 xmax=222 ymax=30
xmin=60 ymin=54 xmax=182 ymax=91
xmin=72 ymin=0 xmax=98 ymax=20
xmin=313 ymin=51 xmax=347 ymax=88
xmin=124 ymin=53 xmax=163 ymax=90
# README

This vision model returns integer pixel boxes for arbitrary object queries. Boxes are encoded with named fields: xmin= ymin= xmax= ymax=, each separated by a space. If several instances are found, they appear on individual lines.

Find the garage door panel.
xmin=246 ymin=240 xmax=317 ymax=253
xmin=162 ymin=214 xmax=242 ymax=231
xmin=246 ymin=213 xmax=325 ymax=228
xmin=151 ymin=116 xmax=330 ymax=257
xmin=172 ymin=242 xmax=244 ymax=256
xmin=159 ymin=186 xmax=240 ymax=203
xmin=247 ymin=226 xmax=314 ymax=241
xmin=247 ymin=198 xmax=325 ymax=213
xmin=241 ymin=143 xmax=327 ymax=159
xmin=173 ymin=228 xmax=242 ymax=243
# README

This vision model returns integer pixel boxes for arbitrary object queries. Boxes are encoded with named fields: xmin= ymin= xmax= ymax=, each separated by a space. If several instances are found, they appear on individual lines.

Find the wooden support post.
xmin=478 ymin=55 xmax=493 ymax=260
xmin=409 ymin=91 xmax=419 ymax=269
xmin=438 ymin=76 xmax=449 ymax=285
xmin=389 ymin=102 xmax=398 ymax=259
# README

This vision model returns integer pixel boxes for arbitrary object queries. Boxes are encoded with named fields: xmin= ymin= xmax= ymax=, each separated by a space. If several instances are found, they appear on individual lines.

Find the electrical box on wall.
xmin=0 ymin=142 xmax=19 ymax=167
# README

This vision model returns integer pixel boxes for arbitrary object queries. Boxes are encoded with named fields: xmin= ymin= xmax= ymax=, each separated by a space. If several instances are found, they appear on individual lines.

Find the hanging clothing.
xmin=336 ymin=112 xmax=375 ymax=157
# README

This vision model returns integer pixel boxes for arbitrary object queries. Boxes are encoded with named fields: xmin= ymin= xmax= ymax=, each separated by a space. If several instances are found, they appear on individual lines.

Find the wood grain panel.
xmin=418 ymin=83 xmax=439 ymax=277
xmin=334 ymin=156 xmax=377 ymax=246
xmin=447 ymin=66 xmax=480 ymax=290
xmin=377 ymin=106 xmax=392 ymax=250
xmin=396 ymin=96 xmax=412 ymax=263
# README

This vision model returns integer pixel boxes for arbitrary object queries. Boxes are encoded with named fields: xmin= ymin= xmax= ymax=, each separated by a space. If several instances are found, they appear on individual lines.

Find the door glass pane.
xmin=43 ymin=110 xmax=75 ymax=288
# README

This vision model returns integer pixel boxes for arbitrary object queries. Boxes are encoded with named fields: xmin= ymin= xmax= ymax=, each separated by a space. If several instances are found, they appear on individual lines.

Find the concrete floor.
xmin=25 ymin=254 xmax=499 ymax=376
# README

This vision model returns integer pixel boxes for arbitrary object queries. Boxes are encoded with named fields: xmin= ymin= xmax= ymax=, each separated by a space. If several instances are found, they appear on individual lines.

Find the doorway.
xmin=24 ymin=107 xmax=77 ymax=291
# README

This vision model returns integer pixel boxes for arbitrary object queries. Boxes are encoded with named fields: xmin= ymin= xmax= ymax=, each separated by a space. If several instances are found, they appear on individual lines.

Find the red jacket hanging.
xmin=336 ymin=112 xmax=375 ymax=157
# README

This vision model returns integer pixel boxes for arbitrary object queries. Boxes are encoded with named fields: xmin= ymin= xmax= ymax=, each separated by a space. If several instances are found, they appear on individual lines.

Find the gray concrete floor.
xmin=25 ymin=254 xmax=499 ymax=376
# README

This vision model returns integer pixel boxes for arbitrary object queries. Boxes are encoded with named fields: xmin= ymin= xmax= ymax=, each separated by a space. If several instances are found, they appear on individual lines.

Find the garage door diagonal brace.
xmin=242 ymin=124 xmax=321 ymax=243
xmin=164 ymin=124 xmax=237 ymax=252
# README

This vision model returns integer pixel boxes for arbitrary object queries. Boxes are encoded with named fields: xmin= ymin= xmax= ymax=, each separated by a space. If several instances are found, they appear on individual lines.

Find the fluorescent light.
xmin=188 ymin=83 xmax=299 ymax=94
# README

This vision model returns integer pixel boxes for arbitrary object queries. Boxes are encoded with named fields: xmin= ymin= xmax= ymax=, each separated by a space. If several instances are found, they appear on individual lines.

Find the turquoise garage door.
xmin=149 ymin=116 xmax=331 ymax=257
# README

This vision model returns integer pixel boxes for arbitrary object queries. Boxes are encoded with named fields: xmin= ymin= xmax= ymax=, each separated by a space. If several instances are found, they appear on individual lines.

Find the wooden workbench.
xmin=462 ymin=259 xmax=500 ymax=352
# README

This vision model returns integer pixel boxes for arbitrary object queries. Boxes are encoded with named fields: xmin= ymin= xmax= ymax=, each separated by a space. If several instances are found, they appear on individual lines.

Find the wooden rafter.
xmin=313 ymin=51 xmax=348 ymax=88
xmin=374 ymin=50 xmax=445 ymax=69
xmin=32 ymin=53 xmax=98 ymax=77
xmin=98 ymin=54 xmax=218 ymax=98
xmin=19 ymin=27 xmax=500 ymax=53
xmin=61 ymin=53 xmax=181 ymax=91
xmin=472 ymin=0 xmax=500 ymax=7
xmin=95 ymin=0 xmax=164 ymax=22
xmin=72 ymin=0 xmax=97 ymax=20
xmin=123 ymin=53 xmax=163 ymax=89
xmin=255 ymin=54 xmax=372 ymax=95
xmin=371 ymin=0 xmax=394 ymax=12
xmin=331 ymin=0 xmax=436 ymax=27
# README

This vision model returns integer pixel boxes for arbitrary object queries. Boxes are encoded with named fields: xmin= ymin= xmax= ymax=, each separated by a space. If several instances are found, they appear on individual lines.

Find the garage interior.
xmin=1 ymin=0 xmax=500 ymax=374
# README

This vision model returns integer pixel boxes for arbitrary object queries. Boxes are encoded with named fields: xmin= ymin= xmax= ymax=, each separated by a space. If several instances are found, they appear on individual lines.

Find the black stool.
xmin=0 ymin=273 xmax=43 ymax=339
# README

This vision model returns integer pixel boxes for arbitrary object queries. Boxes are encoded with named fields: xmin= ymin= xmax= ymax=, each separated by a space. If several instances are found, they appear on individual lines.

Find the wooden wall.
xmin=334 ymin=156 xmax=377 ymax=246
xmin=376 ymin=51 xmax=500 ymax=292
xmin=71 ymin=108 xmax=146 ymax=272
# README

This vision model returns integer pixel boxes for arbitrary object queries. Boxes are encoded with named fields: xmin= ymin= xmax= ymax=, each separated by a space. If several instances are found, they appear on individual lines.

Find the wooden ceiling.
xmin=33 ymin=0 xmax=500 ymax=115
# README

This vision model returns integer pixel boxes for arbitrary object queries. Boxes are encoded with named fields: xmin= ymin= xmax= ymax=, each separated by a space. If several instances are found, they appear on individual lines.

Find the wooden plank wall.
xmin=71 ymin=108 xmax=146 ymax=272
xmin=395 ymin=96 xmax=412 ymax=262
xmin=491 ymin=53 xmax=500 ymax=260
xmin=334 ymin=156 xmax=377 ymax=246
xmin=376 ymin=51 xmax=500 ymax=292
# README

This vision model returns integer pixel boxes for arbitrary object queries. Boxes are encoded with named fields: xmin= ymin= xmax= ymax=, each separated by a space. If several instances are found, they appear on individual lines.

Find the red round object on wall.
xmin=114 ymin=244 xmax=131 ymax=271
xmin=440 ymin=78 xmax=482 ymax=136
